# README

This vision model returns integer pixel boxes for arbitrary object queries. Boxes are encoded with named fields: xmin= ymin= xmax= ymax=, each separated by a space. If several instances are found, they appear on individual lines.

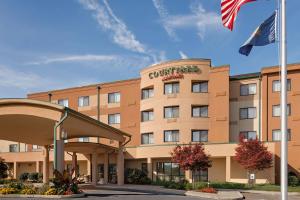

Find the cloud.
xmin=0 ymin=65 xmax=44 ymax=89
xmin=152 ymin=0 xmax=222 ymax=40
xmin=152 ymin=0 xmax=179 ymax=41
xmin=27 ymin=54 xmax=118 ymax=65
xmin=78 ymin=0 xmax=146 ymax=53
xmin=179 ymin=51 xmax=188 ymax=59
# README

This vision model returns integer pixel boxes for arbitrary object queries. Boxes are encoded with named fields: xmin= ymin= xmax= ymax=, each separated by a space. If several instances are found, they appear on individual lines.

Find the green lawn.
xmin=249 ymin=184 xmax=300 ymax=192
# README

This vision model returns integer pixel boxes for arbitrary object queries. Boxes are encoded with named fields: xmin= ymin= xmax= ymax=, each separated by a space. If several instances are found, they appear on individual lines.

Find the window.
xmin=192 ymin=130 xmax=208 ymax=142
xmin=141 ymin=133 xmax=154 ymax=144
xmin=273 ymin=79 xmax=291 ymax=92
xmin=78 ymin=137 xmax=89 ymax=142
xmin=9 ymin=144 xmax=18 ymax=152
xmin=272 ymin=104 xmax=291 ymax=117
xmin=141 ymin=110 xmax=154 ymax=122
xmin=192 ymin=81 xmax=208 ymax=93
xmin=164 ymin=106 xmax=179 ymax=118
xmin=32 ymin=145 xmax=40 ymax=151
xmin=240 ymin=131 xmax=257 ymax=140
xmin=142 ymin=88 xmax=154 ymax=99
xmin=192 ymin=106 xmax=208 ymax=117
xmin=193 ymin=169 xmax=208 ymax=182
xmin=108 ymin=113 xmax=121 ymax=124
xmin=108 ymin=92 xmax=120 ymax=103
xmin=156 ymin=162 xmax=185 ymax=182
xmin=164 ymin=82 xmax=179 ymax=94
xmin=240 ymin=83 xmax=257 ymax=96
xmin=58 ymin=99 xmax=69 ymax=107
xmin=240 ymin=107 xmax=256 ymax=119
xmin=78 ymin=96 xmax=89 ymax=107
xmin=164 ymin=130 xmax=179 ymax=142
xmin=272 ymin=129 xmax=291 ymax=141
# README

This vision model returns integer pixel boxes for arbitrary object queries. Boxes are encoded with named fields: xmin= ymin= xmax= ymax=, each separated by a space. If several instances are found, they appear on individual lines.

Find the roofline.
xmin=230 ymin=72 xmax=261 ymax=81
xmin=28 ymin=78 xmax=141 ymax=97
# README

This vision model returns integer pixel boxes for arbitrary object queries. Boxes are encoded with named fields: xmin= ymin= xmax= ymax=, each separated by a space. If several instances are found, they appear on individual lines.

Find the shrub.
xmin=8 ymin=182 xmax=24 ymax=190
xmin=45 ymin=188 xmax=57 ymax=195
xmin=20 ymin=188 xmax=36 ymax=195
xmin=0 ymin=179 xmax=16 ymax=184
xmin=200 ymin=187 xmax=217 ymax=193
xmin=36 ymin=184 xmax=51 ymax=195
xmin=0 ymin=161 xmax=8 ymax=179
xmin=0 ymin=188 xmax=18 ymax=194
xmin=288 ymin=175 xmax=299 ymax=187
xmin=28 ymin=172 xmax=39 ymax=182
xmin=19 ymin=173 xmax=29 ymax=182
xmin=125 ymin=168 xmax=151 ymax=185
xmin=209 ymin=182 xmax=247 ymax=189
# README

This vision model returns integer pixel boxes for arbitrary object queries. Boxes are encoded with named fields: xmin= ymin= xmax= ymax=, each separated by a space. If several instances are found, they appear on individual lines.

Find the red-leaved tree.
xmin=235 ymin=136 xmax=273 ymax=185
xmin=171 ymin=143 xmax=212 ymax=184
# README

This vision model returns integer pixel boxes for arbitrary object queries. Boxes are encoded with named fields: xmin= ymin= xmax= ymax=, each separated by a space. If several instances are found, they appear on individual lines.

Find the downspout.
xmin=258 ymin=75 xmax=262 ymax=141
xmin=53 ymin=109 xmax=68 ymax=170
xmin=97 ymin=86 xmax=101 ymax=143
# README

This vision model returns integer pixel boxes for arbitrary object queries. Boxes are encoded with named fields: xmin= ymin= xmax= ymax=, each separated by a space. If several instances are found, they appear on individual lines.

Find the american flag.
xmin=221 ymin=0 xmax=256 ymax=30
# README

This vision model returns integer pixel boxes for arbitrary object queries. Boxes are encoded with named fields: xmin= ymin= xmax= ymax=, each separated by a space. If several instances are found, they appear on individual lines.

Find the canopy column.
xmin=72 ymin=152 xmax=78 ymax=177
xmin=104 ymin=152 xmax=109 ymax=184
xmin=43 ymin=145 xmax=49 ymax=183
xmin=56 ymin=126 xmax=65 ymax=174
xmin=91 ymin=152 xmax=98 ymax=186
xmin=117 ymin=142 xmax=124 ymax=185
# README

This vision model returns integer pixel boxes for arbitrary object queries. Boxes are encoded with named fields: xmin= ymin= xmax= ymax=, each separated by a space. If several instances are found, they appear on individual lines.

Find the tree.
xmin=0 ymin=160 xmax=8 ymax=179
xmin=235 ymin=136 xmax=273 ymax=185
xmin=171 ymin=143 xmax=212 ymax=184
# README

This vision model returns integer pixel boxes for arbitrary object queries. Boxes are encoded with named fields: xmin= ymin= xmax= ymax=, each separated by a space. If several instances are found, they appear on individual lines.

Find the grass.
xmin=249 ymin=184 xmax=300 ymax=192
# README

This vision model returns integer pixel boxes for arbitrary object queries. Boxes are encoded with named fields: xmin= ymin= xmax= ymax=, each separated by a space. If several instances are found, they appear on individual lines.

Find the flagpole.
xmin=280 ymin=0 xmax=288 ymax=199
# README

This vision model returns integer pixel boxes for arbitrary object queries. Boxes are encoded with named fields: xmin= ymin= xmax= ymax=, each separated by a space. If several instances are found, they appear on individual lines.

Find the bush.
xmin=45 ymin=188 xmax=57 ymax=195
xmin=209 ymin=182 xmax=247 ymax=189
xmin=36 ymin=184 xmax=51 ymax=195
xmin=0 ymin=161 xmax=8 ymax=179
xmin=20 ymin=188 xmax=36 ymax=195
xmin=0 ymin=179 xmax=16 ymax=184
xmin=288 ymin=175 xmax=299 ymax=187
xmin=28 ymin=172 xmax=39 ymax=182
xmin=125 ymin=168 xmax=151 ymax=185
xmin=8 ymin=182 xmax=24 ymax=190
xmin=19 ymin=173 xmax=29 ymax=182
xmin=0 ymin=188 xmax=18 ymax=194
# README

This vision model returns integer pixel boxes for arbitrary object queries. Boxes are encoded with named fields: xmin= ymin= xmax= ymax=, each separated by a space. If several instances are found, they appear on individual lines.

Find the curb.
xmin=0 ymin=193 xmax=85 ymax=198
xmin=239 ymin=189 xmax=300 ymax=196
xmin=185 ymin=190 xmax=244 ymax=200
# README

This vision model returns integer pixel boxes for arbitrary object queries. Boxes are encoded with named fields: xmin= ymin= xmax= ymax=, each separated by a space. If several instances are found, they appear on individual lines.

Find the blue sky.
xmin=0 ymin=0 xmax=299 ymax=97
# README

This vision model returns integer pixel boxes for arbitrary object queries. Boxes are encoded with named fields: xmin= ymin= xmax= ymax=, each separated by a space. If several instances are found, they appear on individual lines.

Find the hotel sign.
xmin=148 ymin=65 xmax=201 ymax=80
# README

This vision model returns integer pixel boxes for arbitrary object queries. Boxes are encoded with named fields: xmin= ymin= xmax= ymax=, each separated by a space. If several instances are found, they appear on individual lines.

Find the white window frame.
xmin=164 ymin=82 xmax=179 ymax=94
xmin=141 ymin=110 xmax=154 ymax=122
xmin=272 ymin=129 xmax=291 ymax=141
xmin=192 ymin=130 xmax=208 ymax=142
xmin=78 ymin=96 xmax=89 ymax=107
xmin=142 ymin=88 xmax=154 ymax=99
xmin=240 ymin=83 xmax=257 ymax=96
xmin=164 ymin=106 xmax=179 ymax=119
xmin=58 ymin=99 xmax=69 ymax=107
xmin=192 ymin=106 xmax=208 ymax=117
xmin=240 ymin=107 xmax=257 ymax=119
xmin=240 ymin=131 xmax=257 ymax=140
xmin=108 ymin=92 xmax=121 ymax=104
xmin=141 ymin=133 xmax=154 ymax=144
xmin=164 ymin=130 xmax=179 ymax=142
xmin=192 ymin=81 xmax=208 ymax=93
xmin=272 ymin=79 xmax=291 ymax=92
xmin=108 ymin=113 xmax=121 ymax=124
xmin=272 ymin=104 xmax=291 ymax=117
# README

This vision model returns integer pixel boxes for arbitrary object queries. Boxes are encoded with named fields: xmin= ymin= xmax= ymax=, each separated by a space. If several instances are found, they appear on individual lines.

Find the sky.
xmin=0 ymin=0 xmax=299 ymax=97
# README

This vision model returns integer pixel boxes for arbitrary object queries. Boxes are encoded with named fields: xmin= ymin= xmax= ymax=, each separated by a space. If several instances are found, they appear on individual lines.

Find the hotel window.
xmin=272 ymin=79 xmax=291 ymax=92
xmin=272 ymin=104 xmax=291 ymax=117
xmin=240 ymin=83 xmax=257 ymax=96
xmin=156 ymin=162 xmax=185 ymax=182
xmin=272 ymin=129 xmax=291 ymax=141
xmin=192 ymin=106 xmax=208 ymax=117
xmin=108 ymin=92 xmax=120 ymax=103
xmin=164 ymin=106 xmax=179 ymax=119
xmin=193 ymin=169 xmax=208 ymax=182
xmin=164 ymin=130 xmax=179 ymax=142
xmin=78 ymin=96 xmax=89 ymax=107
xmin=240 ymin=107 xmax=256 ymax=119
xmin=192 ymin=130 xmax=208 ymax=142
xmin=141 ymin=110 xmax=154 ymax=122
xmin=58 ymin=99 xmax=69 ymax=107
xmin=108 ymin=113 xmax=121 ymax=124
xmin=9 ymin=144 xmax=18 ymax=152
xmin=164 ymin=82 xmax=179 ymax=94
xmin=141 ymin=133 xmax=154 ymax=144
xmin=78 ymin=137 xmax=89 ymax=142
xmin=192 ymin=81 xmax=208 ymax=93
xmin=142 ymin=88 xmax=154 ymax=99
xmin=32 ymin=145 xmax=40 ymax=151
xmin=240 ymin=131 xmax=257 ymax=140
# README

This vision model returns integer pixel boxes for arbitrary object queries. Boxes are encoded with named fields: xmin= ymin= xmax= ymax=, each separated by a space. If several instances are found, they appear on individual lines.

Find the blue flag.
xmin=239 ymin=11 xmax=277 ymax=56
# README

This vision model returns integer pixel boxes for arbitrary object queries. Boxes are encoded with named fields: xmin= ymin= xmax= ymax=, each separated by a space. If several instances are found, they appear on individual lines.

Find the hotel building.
xmin=0 ymin=58 xmax=299 ymax=184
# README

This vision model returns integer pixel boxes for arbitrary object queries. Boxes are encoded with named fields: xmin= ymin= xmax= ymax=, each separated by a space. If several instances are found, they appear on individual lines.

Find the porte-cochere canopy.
xmin=0 ymin=98 xmax=131 ymax=146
